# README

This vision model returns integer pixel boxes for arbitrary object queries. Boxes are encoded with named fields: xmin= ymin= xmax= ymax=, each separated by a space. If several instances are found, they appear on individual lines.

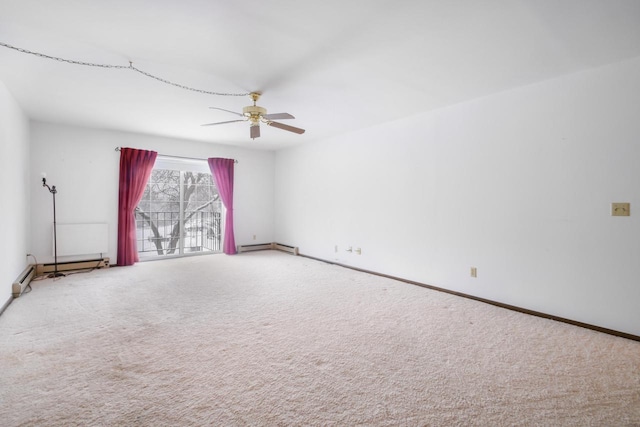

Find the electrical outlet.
xmin=355 ymin=248 xmax=362 ymax=255
xmin=470 ymin=267 xmax=477 ymax=278
xmin=334 ymin=245 xmax=338 ymax=253
xmin=252 ymin=234 xmax=256 ymax=240
xmin=611 ymin=202 xmax=630 ymax=216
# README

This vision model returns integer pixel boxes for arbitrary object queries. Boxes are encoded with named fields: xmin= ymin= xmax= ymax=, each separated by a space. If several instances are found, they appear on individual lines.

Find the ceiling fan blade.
xmin=201 ymin=119 xmax=245 ymax=127
xmin=263 ymin=112 xmax=295 ymax=120
xmin=209 ymin=107 xmax=244 ymax=117
xmin=250 ymin=124 xmax=261 ymax=139
xmin=267 ymin=121 xmax=306 ymax=134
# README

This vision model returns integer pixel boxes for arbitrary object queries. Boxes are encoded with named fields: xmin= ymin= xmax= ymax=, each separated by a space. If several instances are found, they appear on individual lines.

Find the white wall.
xmin=0 ymin=80 xmax=30 ymax=305
xmin=30 ymin=122 xmax=275 ymax=265
xmin=275 ymin=56 xmax=640 ymax=337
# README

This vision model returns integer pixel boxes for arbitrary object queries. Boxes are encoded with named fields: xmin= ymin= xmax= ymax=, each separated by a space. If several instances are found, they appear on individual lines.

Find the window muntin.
xmin=135 ymin=160 xmax=222 ymax=259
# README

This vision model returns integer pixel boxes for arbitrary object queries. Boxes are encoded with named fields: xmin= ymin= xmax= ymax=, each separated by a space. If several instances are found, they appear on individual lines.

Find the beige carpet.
xmin=1 ymin=251 xmax=639 ymax=426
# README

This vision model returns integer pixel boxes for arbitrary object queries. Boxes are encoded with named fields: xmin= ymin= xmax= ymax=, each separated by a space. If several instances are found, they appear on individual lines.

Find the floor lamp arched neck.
xmin=42 ymin=174 xmax=65 ymax=278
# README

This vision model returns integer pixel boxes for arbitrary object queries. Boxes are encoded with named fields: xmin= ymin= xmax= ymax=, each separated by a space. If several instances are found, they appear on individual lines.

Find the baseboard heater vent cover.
xmin=237 ymin=242 xmax=298 ymax=256
xmin=12 ymin=265 xmax=36 ymax=298
xmin=273 ymin=243 xmax=299 ymax=255
xmin=36 ymin=258 xmax=110 ymax=275
xmin=237 ymin=243 xmax=275 ymax=253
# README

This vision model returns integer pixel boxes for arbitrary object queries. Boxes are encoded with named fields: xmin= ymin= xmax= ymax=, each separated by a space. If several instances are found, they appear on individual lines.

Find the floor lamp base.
xmin=47 ymin=272 xmax=66 ymax=278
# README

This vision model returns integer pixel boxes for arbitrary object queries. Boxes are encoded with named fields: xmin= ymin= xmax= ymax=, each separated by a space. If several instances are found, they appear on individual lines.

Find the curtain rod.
xmin=115 ymin=147 xmax=238 ymax=163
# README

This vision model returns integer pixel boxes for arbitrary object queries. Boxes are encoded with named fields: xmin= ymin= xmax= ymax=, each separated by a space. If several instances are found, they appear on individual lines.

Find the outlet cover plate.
xmin=611 ymin=202 xmax=630 ymax=216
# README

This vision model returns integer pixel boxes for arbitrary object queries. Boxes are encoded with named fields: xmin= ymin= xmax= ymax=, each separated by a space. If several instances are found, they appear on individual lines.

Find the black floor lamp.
xmin=42 ymin=174 xmax=65 ymax=278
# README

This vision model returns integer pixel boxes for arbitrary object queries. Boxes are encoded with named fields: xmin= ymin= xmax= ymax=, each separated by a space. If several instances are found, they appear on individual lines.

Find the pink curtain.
xmin=117 ymin=148 xmax=157 ymax=266
xmin=208 ymin=158 xmax=237 ymax=254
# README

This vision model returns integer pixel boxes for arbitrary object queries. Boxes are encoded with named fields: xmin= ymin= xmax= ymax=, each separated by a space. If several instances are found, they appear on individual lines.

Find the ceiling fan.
xmin=202 ymin=92 xmax=305 ymax=139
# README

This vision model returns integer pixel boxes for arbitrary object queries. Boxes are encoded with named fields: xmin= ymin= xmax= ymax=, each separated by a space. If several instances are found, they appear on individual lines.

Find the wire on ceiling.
xmin=0 ymin=41 xmax=250 ymax=97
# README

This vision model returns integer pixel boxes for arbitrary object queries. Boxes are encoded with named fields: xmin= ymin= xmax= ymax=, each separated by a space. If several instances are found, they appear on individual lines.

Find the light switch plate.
xmin=611 ymin=202 xmax=630 ymax=216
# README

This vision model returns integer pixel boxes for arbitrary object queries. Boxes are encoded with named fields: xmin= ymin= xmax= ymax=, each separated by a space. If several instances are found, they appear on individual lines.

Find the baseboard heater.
xmin=36 ymin=257 xmax=110 ymax=276
xmin=237 ymin=242 xmax=299 ymax=256
xmin=12 ymin=265 xmax=36 ymax=298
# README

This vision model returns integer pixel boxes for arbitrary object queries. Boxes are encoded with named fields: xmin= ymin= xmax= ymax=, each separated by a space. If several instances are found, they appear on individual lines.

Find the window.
xmin=135 ymin=156 xmax=223 ymax=259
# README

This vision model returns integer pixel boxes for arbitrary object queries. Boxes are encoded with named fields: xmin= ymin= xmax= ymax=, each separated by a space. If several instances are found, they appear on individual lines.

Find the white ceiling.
xmin=1 ymin=0 xmax=639 ymax=151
